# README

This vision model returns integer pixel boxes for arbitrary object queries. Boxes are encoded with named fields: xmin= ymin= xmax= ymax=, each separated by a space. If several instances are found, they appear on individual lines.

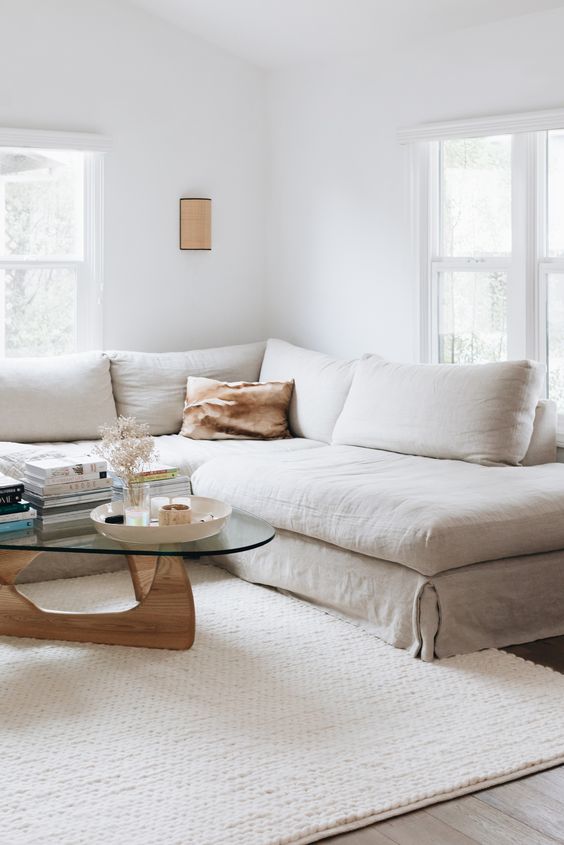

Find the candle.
xmin=150 ymin=496 xmax=170 ymax=520
xmin=159 ymin=503 xmax=192 ymax=526
xmin=172 ymin=497 xmax=191 ymax=508
xmin=125 ymin=508 xmax=150 ymax=527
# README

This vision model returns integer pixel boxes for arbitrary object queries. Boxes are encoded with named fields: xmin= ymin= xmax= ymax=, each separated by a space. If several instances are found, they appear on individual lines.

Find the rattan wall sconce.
xmin=179 ymin=198 xmax=211 ymax=250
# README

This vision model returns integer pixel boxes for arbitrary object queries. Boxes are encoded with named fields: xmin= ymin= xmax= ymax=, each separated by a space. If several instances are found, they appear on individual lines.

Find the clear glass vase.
xmin=123 ymin=482 xmax=151 ymax=526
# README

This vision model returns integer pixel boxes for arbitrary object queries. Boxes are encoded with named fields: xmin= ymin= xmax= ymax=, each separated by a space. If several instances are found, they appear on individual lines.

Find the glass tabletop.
xmin=0 ymin=507 xmax=275 ymax=558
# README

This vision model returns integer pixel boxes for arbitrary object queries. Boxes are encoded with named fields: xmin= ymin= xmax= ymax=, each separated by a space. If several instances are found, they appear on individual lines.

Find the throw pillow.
xmin=180 ymin=377 xmax=294 ymax=440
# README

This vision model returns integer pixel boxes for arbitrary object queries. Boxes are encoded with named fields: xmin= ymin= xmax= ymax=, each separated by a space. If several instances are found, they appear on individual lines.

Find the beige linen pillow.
xmin=0 ymin=352 xmax=117 ymax=443
xmin=259 ymin=339 xmax=357 ymax=443
xmin=108 ymin=342 xmax=265 ymax=435
xmin=180 ymin=377 xmax=294 ymax=440
xmin=332 ymin=355 xmax=545 ymax=466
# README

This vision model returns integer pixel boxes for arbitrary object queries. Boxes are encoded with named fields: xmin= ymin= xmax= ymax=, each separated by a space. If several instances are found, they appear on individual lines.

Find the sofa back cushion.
xmin=109 ymin=342 xmax=265 ymax=435
xmin=259 ymin=339 xmax=356 ymax=443
xmin=332 ymin=355 xmax=545 ymax=466
xmin=522 ymin=399 xmax=558 ymax=466
xmin=0 ymin=352 xmax=117 ymax=443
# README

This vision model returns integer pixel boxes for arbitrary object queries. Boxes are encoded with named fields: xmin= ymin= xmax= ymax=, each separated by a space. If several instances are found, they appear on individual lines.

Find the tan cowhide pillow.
xmin=180 ymin=376 xmax=294 ymax=440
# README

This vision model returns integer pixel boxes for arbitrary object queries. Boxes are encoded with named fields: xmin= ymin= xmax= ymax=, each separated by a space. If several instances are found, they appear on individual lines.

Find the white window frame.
xmin=0 ymin=127 xmax=111 ymax=354
xmin=400 ymin=106 xmax=564 ymax=440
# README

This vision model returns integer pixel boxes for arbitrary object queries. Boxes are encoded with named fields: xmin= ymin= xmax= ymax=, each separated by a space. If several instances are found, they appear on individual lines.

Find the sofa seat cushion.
xmin=154 ymin=435 xmax=324 ymax=478
xmin=0 ymin=436 xmax=324 ymax=484
xmin=191 ymin=445 xmax=564 ymax=576
xmin=0 ymin=440 xmax=103 ymax=480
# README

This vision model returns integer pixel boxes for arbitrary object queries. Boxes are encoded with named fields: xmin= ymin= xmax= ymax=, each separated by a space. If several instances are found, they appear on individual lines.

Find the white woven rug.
xmin=3 ymin=563 xmax=564 ymax=845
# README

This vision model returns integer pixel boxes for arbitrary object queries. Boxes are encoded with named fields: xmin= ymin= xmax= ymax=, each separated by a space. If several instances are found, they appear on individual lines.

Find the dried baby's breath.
xmin=95 ymin=416 xmax=158 ymax=485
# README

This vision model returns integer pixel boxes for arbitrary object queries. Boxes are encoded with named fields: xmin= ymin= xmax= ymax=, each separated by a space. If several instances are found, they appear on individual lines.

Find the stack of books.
xmin=111 ymin=465 xmax=191 ymax=502
xmin=0 ymin=474 xmax=36 ymax=533
xmin=23 ymin=459 xmax=112 ymax=525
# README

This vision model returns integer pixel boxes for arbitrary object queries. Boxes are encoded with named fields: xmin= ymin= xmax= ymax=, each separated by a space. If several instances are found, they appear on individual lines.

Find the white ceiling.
xmin=124 ymin=0 xmax=564 ymax=68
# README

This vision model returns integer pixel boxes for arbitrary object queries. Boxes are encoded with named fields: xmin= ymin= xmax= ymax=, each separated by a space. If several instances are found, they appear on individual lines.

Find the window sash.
xmin=0 ymin=147 xmax=103 ymax=355
xmin=0 ymin=147 xmax=85 ymax=262
xmin=429 ymin=261 xmax=511 ymax=364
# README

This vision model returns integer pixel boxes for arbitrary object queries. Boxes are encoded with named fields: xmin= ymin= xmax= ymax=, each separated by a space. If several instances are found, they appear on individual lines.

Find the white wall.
xmin=5 ymin=2 xmax=564 ymax=360
xmin=0 ymin=0 xmax=267 ymax=351
xmin=266 ymin=7 xmax=564 ymax=360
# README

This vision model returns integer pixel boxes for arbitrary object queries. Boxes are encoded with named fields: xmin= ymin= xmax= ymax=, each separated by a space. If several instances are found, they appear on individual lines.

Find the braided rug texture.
xmin=3 ymin=562 xmax=564 ymax=845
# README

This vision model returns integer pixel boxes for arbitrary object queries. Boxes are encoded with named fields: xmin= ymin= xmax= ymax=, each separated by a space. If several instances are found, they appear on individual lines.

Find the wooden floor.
xmin=327 ymin=636 xmax=564 ymax=845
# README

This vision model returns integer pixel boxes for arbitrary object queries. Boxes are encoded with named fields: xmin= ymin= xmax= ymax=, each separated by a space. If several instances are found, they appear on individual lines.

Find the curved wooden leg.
xmin=0 ymin=554 xmax=195 ymax=650
xmin=0 ymin=549 xmax=44 ymax=586
xmin=126 ymin=554 xmax=159 ymax=601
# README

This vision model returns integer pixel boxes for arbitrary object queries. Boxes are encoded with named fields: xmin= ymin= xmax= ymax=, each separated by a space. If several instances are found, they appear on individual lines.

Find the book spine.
xmin=0 ymin=508 xmax=36 ymax=524
xmin=0 ymin=489 xmax=23 ymax=506
xmin=26 ymin=491 xmax=112 ymax=509
xmin=0 ymin=483 xmax=24 ymax=494
xmin=27 ymin=461 xmax=107 ymax=480
xmin=39 ymin=515 xmax=92 ymax=524
xmin=26 ymin=470 xmax=108 ymax=484
xmin=26 ymin=478 xmax=113 ymax=496
xmin=114 ymin=471 xmax=179 ymax=486
xmin=0 ymin=501 xmax=30 ymax=515
xmin=138 ymin=468 xmax=179 ymax=479
xmin=0 ymin=518 xmax=34 ymax=533
xmin=34 ymin=504 xmax=95 ymax=515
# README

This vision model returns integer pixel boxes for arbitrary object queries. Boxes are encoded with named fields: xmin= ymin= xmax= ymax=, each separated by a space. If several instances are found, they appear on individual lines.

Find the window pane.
xmin=438 ymin=271 xmax=507 ymax=363
xmin=440 ymin=136 xmax=512 ymax=257
xmin=547 ymin=273 xmax=564 ymax=410
xmin=0 ymin=268 xmax=77 ymax=357
xmin=548 ymin=130 xmax=564 ymax=258
xmin=0 ymin=148 xmax=83 ymax=258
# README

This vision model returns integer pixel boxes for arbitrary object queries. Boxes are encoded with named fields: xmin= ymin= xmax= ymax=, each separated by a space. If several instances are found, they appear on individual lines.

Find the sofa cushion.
xmin=191 ymin=445 xmax=564 ymax=576
xmin=259 ymin=339 xmax=356 ymax=443
xmin=0 ymin=435 xmax=325 ymax=483
xmin=108 ymin=342 xmax=265 ymax=436
xmin=0 ymin=440 xmax=107 ymax=479
xmin=0 ymin=353 xmax=116 ymax=443
xmin=522 ymin=399 xmax=557 ymax=465
xmin=180 ymin=377 xmax=293 ymax=440
xmin=157 ymin=434 xmax=324 ymax=477
xmin=332 ymin=356 xmax=545 ymax=466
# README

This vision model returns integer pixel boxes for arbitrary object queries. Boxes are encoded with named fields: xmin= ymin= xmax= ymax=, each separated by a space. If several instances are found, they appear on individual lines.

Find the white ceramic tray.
xmin=90 ymin=497 xmax=232 ymax=544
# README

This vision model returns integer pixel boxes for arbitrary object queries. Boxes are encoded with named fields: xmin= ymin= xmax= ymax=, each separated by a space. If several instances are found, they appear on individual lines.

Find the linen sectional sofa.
xmin=0 ymin=338 xmax=562 ymax=661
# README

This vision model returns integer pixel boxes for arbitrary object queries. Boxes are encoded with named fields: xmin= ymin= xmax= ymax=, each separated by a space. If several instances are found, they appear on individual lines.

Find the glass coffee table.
xmin=0 ymin=508 xmax=274 ymax=650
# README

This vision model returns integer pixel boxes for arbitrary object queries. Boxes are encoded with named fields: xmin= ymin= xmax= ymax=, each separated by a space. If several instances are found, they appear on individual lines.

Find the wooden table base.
xmin=0 ymin=550 xmax=195 ymax=650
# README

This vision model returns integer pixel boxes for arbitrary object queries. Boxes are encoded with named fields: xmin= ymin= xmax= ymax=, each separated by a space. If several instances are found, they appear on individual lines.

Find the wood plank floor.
xmin=326 ymin=636 xmax=564 ymax=844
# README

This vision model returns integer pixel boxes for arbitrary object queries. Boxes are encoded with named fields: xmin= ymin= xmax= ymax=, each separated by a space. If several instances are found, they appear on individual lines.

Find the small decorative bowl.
xmin=90 ymin=497 xmax=232 ymax=544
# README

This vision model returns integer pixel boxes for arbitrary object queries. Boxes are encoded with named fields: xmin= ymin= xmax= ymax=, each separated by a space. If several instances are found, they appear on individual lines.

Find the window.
xmin=436 ymin=135 xmax=511 ymax=364
xmin=402 ymin=108 xmax=564 ymax=434
xmin=0 ymin=129 xmax=109 ymax=357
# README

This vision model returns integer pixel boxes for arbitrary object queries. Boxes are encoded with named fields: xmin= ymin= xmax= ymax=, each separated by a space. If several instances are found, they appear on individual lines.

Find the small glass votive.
xmin=123 ymin=482 xmax=151 ymax=526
